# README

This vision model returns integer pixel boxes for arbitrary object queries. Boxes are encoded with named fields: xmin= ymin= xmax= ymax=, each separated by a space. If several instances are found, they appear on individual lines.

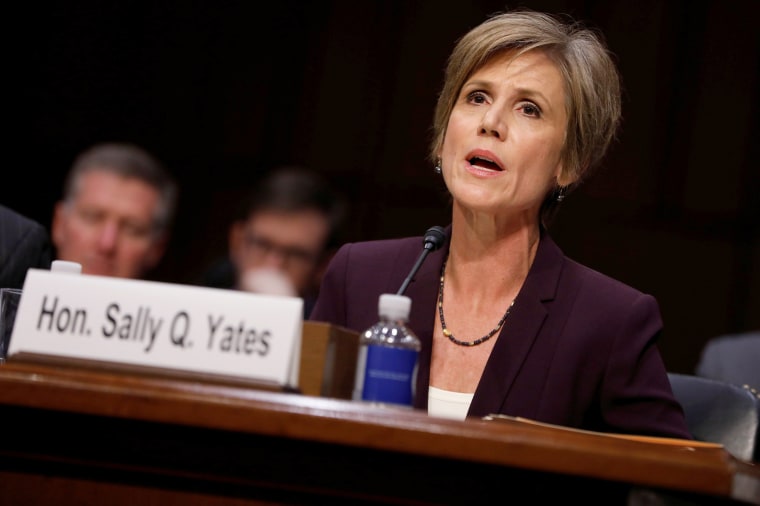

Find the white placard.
xmin=8 ymin=269 xmax=303 ymax=388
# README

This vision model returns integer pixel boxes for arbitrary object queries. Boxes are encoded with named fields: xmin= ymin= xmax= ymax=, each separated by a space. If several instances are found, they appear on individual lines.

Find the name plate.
xmin=8 ymin=269 xmax=303 ymax=388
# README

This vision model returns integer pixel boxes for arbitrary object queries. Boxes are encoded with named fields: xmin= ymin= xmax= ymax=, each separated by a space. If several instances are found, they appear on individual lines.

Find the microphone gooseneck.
xmin=396 ymin=226 xmax=446 ymax=296
xmin=423 ymin=226 xmax=446 ymax=252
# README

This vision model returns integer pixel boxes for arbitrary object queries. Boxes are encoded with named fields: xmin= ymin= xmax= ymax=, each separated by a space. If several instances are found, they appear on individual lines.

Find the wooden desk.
xmin=0 ymin=360 xmax=758 ymax=505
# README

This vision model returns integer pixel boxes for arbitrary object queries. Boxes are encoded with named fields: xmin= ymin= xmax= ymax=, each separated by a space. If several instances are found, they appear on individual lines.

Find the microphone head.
xmin=423 ymin=226 xmax=446 ymax=251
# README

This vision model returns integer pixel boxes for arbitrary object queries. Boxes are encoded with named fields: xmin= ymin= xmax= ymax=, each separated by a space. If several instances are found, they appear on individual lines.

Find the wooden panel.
xmin=298 ymin=321 xmax=358 ymax=398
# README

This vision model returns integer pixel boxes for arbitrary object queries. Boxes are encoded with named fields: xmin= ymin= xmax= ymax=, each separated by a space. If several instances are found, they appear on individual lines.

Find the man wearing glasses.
xmin=204 ymin=166 xmax=347 ymax=318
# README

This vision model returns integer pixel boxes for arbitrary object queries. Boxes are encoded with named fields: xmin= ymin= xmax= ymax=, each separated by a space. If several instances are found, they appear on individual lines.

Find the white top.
xmin=428 ymin=386 xmax=474 ymax=421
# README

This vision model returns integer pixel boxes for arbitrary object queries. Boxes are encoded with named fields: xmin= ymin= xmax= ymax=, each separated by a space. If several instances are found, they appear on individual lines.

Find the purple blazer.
xmin=309 ymin=226 xmax=691 ymax=439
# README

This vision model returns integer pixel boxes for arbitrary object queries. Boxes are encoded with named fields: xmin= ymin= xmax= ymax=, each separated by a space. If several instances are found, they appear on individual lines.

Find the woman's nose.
xmin=479 ymin=105 xmax=507 ymax=139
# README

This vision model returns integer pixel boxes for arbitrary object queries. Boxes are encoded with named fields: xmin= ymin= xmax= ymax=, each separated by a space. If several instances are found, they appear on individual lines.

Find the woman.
xmin=309 ymin=10 xmax=691 ymax=439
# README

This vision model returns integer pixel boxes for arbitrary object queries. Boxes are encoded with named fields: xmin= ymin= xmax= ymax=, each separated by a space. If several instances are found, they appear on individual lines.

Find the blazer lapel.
xmin=469 ymin=234 xmax=565 ymax=416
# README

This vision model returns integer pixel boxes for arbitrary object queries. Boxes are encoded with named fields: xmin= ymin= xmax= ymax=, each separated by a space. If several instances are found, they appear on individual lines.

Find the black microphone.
xmin=396 ymin=226 xmax=447 ymax=296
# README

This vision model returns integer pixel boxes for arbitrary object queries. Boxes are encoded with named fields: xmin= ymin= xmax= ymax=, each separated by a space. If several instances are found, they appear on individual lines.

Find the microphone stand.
xmin=396 ymin=226 xmax=446 ymax=296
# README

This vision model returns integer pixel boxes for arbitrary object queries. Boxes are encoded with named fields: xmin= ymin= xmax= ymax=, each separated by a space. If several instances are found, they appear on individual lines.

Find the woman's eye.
xmin=466 ymin=91 xmax=488 ymax=104
xmin=520 ymin=103 xmax=541 ymax=117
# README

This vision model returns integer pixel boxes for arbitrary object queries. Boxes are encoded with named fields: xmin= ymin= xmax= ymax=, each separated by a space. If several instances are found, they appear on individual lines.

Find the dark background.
xmin=5 ymin=0 xmax=758 ymax=375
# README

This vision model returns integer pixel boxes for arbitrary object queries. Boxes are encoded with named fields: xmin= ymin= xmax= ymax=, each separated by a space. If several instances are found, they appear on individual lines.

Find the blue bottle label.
xmin=361 ymin=345 xmax=418 ymax=406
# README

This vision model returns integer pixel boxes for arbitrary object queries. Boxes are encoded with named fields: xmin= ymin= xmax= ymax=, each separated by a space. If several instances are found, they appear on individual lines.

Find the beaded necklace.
xmin=437 ymin=258 xmax=515 ymax=347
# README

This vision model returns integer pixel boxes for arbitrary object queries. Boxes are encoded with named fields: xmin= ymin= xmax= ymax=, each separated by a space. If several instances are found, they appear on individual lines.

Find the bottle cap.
xmin=378 ymin=294 xmax=412 ymax=321
xmin=51 ymin=260 xmax=82 ymax=274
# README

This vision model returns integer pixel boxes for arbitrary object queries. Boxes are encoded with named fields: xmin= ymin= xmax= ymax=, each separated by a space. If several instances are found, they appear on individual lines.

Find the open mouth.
xmin=468 ymin=155 xmax=503 ymax=171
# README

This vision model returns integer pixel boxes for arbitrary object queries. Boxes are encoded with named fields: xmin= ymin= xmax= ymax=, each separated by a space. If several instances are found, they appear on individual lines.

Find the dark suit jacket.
xmin=0 ymin=205 xmax=52 ymax=289
xmin=309 ymin=226 xmax=691 ymax=439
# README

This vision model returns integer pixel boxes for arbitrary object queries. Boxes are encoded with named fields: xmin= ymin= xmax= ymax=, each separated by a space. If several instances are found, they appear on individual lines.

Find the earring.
xmin=555 ymin=186 xmax=567 ymax=202
xmin=434 ymin=159 xmax=442 ymax=175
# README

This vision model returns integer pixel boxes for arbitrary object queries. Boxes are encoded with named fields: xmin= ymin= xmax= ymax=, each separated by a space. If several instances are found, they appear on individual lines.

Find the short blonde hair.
xmin=430 ymin=9 xmax=621 ymax=190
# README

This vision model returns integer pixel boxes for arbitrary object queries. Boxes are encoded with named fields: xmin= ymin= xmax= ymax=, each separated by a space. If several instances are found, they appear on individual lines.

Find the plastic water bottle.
xmin=353 ymin=293 xmax=421 ymax=407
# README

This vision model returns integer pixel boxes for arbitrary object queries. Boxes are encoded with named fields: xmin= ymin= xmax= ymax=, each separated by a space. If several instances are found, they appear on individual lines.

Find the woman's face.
xmin=440 ymin=49 xmax=569 ymax=223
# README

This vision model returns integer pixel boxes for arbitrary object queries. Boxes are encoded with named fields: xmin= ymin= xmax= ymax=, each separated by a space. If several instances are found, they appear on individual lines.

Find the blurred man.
xmin=52 ymin=142 xmax=178 ymax=279
xmin=202 ymin=166 xmax=346 ymax=317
